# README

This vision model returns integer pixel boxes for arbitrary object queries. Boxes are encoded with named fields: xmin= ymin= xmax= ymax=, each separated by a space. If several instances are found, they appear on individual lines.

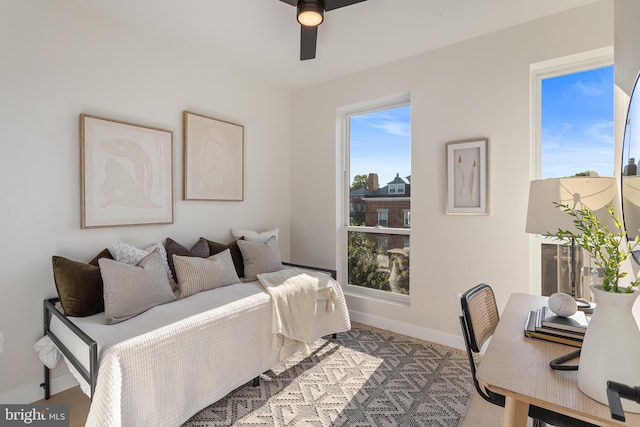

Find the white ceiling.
xmin=72 ymin=0 xmax=600 ymax=89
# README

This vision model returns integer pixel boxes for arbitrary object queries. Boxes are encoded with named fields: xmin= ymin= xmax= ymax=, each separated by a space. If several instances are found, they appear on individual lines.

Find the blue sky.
xmin=349 ymin=105 xmax=411 ymax=186
xmin=541 ymin=65 xmax=614 ymax=178
xmin=349 ymin=67 xmax=613 ymax=186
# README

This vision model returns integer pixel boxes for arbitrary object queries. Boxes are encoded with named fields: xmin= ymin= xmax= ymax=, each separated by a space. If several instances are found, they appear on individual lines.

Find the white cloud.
xmin=570 ymin=80 xmax=606 ymax=97
xmin=584 ymin=121 xmax=614 ymax=144
xmin=542 ymin=134 xmax=615 ymax=178
xmin=371 ymin=121 xmax=411 ymax=137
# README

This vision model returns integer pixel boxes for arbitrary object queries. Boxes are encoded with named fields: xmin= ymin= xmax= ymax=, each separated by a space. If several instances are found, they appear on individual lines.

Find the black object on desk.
xmin=606 ymin=380 xmax=640 ymax=422
xmin=549 ymin=349 xmax=580 ymax=371
xmin=576 ymin=299 xmax=594 ymax=314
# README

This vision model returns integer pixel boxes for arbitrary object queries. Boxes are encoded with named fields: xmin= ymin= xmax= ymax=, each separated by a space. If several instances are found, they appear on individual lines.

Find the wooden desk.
xmin=475 ymin=293 xmax=640 ymax=427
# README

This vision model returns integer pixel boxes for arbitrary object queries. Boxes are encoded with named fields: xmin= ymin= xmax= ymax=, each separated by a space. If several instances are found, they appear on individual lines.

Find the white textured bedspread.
xmin=57 ymin=279 xmax=349 ymax=427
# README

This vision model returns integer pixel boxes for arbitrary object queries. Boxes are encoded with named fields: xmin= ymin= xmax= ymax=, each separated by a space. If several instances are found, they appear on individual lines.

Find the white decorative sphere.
xmin=548 ymin=292 xmax=578 ymax=317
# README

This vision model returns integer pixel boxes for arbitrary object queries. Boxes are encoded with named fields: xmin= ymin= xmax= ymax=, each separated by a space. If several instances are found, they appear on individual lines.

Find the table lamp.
xmin=525 ymin=176 xmax=620 ymax=298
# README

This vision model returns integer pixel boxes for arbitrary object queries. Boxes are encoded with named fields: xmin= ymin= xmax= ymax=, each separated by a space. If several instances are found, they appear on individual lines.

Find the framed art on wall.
xmin=446 ymin=138 xmax=488 ymax=215
xmin=183 ymin=111 xmax=244 ymax=201
xmin=80 ymin=114 xmax=173 ymax=228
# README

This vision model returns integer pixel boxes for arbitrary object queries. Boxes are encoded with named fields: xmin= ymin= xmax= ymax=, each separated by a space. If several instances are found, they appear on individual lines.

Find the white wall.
xmin=0 ymin=1 xmax=291 ymax=401
xmin=615 ymin=0 xmax=640 ymax=96
xmin=289 ymin=1 xmax=614 ymax=346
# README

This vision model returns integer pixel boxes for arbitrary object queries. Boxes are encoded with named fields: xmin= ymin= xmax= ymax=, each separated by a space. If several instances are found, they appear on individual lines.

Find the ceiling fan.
xmin=279 ymin=0 xmax=368 ymax=60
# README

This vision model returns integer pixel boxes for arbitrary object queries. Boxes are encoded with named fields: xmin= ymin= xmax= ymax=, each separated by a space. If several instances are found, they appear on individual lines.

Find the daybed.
xmin=37 ymin=234 xmax=351 ymax=427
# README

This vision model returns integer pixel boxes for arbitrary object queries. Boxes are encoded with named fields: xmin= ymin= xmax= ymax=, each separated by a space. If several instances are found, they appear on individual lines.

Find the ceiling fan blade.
xmin=300 ymin=25 xmax=317 ymax=60
xmin=279 ymin=0 xmax=298 ymax=6
xmin=324 ymin=0 xmax=366 ymax=12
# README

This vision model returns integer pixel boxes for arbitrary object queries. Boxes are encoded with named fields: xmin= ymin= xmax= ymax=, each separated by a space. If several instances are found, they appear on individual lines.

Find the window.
xmin=531 ymin=48 xmax=613 ymax=298
xmin=343 ymin=95 xmax=411 ymax=299
xmin=403 ymin=209 xmax=410 ymax=227
xmin=377 ymin=209 xmax=388 ymax=227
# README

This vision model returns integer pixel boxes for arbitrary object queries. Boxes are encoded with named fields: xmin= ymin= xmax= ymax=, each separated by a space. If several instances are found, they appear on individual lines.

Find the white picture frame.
xmin=80 ymin=114 xmax=173 ymax=228
xmin=446 ymin=138 xmax=488 ymax=215
xmin=183 ymin=111 xmax=244 ymax=201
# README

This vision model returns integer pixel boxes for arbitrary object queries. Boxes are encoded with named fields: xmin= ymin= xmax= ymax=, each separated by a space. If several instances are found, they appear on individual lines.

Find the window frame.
xmin=403 ymin=209 xmax=410 ymax=227
xmin=530 ymin=47 xmax=614 ymax=180
xmin=337 ymin=92 xmax=411 ymax=305
xmin=529 ymin=47 xmax=614 ymax=295
xmin=377 ymin=209 xmax=389 ymax=227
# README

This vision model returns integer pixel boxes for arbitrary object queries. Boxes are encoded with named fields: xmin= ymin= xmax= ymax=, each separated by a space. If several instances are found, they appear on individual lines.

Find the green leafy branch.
xmin=546 ymin=202 xmax=640 ymax=293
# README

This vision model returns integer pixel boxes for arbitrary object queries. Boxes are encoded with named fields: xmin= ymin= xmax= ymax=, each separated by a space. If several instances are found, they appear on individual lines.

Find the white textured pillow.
xmin=173 ymin=249 xmax=241 ymax=299
xmin=99 ymin=249 xmax=176 ymax=324
xmin=111 ymin=241 xmax=177 ymax=290
xmin=237 ymin=236 xmax=283 ymax=281
xmin=231 ymin=227 xmax=279 ymax=243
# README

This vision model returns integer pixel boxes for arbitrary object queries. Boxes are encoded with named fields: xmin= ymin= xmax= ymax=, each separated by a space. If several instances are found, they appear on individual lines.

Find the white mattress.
xmin=50 ymin=281 xmax=270 ymax=376
xmin=46 ymin=277 xmax=351 ymax=426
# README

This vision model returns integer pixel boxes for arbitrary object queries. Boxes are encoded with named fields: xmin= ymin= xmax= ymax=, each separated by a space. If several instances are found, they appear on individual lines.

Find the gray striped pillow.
xmin=173 ymin=249 xmax=240 ymax=299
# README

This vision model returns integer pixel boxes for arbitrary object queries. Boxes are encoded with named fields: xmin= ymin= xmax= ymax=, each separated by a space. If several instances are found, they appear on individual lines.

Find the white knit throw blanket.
xmin=257 ymin=268 xmax=338 ymax=361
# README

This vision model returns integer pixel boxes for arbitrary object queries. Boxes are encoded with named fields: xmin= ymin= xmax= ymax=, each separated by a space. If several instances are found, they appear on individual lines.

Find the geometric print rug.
xmin=182 ymin=324 xmax=474 ymax=426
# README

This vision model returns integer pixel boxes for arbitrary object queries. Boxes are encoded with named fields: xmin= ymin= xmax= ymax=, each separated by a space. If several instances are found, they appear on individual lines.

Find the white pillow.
xmin=173 ymin=249 xmax=241 ymax=299
xmin=237 ymin=236 xmax=283 ymax=281
xmin=99 ymin=249 xmax=176 ymax=324
xmin=231 ymin=227 xmax=279 ymax=243
xmin=111 ymin=241 xmax=177 ymax=290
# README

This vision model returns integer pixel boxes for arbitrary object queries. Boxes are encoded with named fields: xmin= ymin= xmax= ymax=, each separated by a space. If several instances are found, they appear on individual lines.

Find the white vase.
xmin=577 ymin=285 xmax=640 ymax=413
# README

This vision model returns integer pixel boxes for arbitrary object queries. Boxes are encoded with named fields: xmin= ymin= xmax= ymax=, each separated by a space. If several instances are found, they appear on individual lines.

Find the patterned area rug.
xmin=183 ymin=325 xmax=473 ymax=426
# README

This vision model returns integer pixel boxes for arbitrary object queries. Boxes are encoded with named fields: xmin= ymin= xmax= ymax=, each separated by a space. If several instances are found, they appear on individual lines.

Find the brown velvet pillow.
xmin=88 ymin=248 xmax=113 ymax=266
xmin=205 ymin=237 xmax=245 ymax=278
xmin=52 ymin=249 xmax=112 ymax=316
xmin=165 ymin=237 xmax=210 ymax=284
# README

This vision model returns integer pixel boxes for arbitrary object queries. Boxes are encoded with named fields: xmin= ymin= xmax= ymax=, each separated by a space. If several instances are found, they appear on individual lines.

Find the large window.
xmin=344 ymin=98 xmax=411 ymax=299
xmin=531 ymin=49 xmax=614 ymax=298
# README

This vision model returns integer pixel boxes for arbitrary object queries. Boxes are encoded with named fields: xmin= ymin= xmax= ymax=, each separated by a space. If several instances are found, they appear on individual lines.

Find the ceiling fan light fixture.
xmin=297 ymin=1 xmax=324 ymax=27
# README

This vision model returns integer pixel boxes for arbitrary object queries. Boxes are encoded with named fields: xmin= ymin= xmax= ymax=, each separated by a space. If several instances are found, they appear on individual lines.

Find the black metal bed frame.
xmin=40 ymin=262 xmax=337 ymax=400
xmin=281 ymin=262 xmax=337 ymax=280
xmin=42 ymin=297 xmax=98 ymax=399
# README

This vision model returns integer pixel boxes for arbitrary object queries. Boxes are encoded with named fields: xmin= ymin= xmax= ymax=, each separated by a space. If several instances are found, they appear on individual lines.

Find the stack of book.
xmin=524 ymin=306 xmax=589 ymax=347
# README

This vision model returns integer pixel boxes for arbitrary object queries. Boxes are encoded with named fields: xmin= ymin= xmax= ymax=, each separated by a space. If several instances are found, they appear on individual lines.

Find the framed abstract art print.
xmin=183 ymin=111 xmax=244 ymax=201
xmin=80 ymin=114 xmax=173 ymax=228
xmin=446 ymin=138 xmax=488 ymax=215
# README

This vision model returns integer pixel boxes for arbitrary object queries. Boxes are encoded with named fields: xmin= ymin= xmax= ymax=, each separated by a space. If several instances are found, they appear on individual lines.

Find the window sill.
xmin=344 ymin=285 xmax=410 ymax=307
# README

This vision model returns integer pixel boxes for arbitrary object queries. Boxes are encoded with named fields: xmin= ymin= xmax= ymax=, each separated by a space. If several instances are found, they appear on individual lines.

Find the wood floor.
xmin=32 ymin=386 xmax=90 ymax=427
xmin=460 ymin=393 xmax=534 ymax=427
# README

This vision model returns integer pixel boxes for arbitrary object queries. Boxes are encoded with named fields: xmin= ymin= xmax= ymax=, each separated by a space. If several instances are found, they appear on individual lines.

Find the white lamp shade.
xmin=526 ymin=177 xmax=620 ymax=236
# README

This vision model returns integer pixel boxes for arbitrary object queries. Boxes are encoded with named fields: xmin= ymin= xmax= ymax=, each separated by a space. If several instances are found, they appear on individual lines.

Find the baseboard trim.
xmin=0 ymin=372 xmax=77 ymax=404
xmin=349 ymin=309 xmax=466 ymax=351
